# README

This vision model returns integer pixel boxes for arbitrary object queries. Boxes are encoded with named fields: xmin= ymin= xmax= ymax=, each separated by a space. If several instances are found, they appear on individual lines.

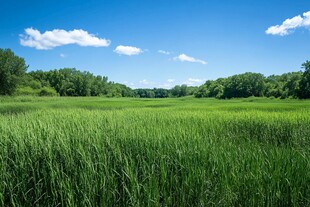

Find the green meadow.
xmin=0 ymin=97 xmax=309 ymax=206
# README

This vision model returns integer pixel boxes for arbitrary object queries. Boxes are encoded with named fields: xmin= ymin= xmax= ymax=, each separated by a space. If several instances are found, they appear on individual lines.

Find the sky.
xmin=1 ymin=0 xmax=310 ymax=89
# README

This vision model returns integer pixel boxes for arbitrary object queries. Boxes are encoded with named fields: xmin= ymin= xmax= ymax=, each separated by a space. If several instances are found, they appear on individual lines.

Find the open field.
xmin=0 ymin=97 xmax=309 ymax=206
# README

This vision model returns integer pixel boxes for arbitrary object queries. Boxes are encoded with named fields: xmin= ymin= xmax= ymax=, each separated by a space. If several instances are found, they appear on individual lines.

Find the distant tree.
xmin=171 ymin=85 xmax=181 ymax=97
xmin=186 ymin=86 xmax=199 ymax=95
xmin=194 ymin=79 xmax=224 ymax=98
xmin=298 ymin=61 xmax=310 ymax=98
xmin=146 ymin=90 xmax=155 ymax=98
xmin=222 ymin=72 xmax=265 ymax=98
xmin=264 ymin=75 xmax=283 ymax=98
xmin=169 ymin=84 xmax=189 ymax=97
xmin=29 ymin=68 xmax=113 ymax=96
xmin=154 ymin=88 xmax=169 ymax=98
xmin=180 ymin=84 xmax=188 ymax=96
xmin=0 ymin=48 xmax=28 ymax=95
xmin=194 ymin=84 xmax=210 ymax=98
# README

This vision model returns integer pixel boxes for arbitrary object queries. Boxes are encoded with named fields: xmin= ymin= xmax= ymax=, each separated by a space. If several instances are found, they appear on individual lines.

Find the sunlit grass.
xmin=0 ymin=97 xmax=309 ymax=206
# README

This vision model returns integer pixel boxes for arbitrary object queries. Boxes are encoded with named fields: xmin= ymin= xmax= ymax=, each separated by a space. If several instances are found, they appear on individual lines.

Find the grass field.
xmin=0 ymin=96 xmax=309 ymax=206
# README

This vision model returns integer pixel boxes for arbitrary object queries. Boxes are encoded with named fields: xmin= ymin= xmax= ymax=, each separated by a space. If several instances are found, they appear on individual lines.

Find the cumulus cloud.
xmin=20 ymin=28 xmax=111 ymax=50
xmin=173 ymin=54 xmax=207 ymax=65
xmin=158 ymin=50 xmax=171 ymax=55
xmin=114 ymin=45 xmax=143 ymax=56
xmin=60 ymin=53 xmax=66 ymax=58
xmin=266 ymin=11 xmax=310 ymax=36
xmin=183 ymin=78 xmax=204 ymax=86
xmin=167 ymin=79 xmax=175 ymax=83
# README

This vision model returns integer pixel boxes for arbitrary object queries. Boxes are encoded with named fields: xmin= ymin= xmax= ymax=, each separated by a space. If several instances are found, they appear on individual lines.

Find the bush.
xmin=39 ymin=87 xmax=59 ymax=96
xmin=14 ymin=87 xmax=39 ymax=96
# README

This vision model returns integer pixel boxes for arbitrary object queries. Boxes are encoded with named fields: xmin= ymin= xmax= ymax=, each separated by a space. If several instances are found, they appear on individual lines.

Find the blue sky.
xmin=1 ymin=0 xmax=310 ymax=88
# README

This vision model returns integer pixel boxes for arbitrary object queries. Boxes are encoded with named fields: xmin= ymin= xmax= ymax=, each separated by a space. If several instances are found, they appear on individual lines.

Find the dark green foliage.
xmin=195 ymin=73 xmax=266 ymax=99
xmin=265 ymin=72 xmax=302 ymax=98
xmin=0 ymin=48 xmax=28 ymax=95
xmin=195 ymin=80 xmax=224 ymax=98
xmin=154 ymin=88 xmax=169 ymax=98
xmin=170 ymin=85 xmax=181 ymax=97
xmin=106 ymin=82 xmax=133 ymax=97
xmin=222 ymin=72 xmax=265 ymax=98
xmin=195 ymin=71 xmax=305 ymax=99
xmin=29 ymin=68 xmax=102 ymax=96
xmin=29 ymin=68 xmax=132 ymax=97
xmin=133 ymin=88 xmax=170 ymax=98
xmin=298 ymin=61 xmax=310 ymax=98
xmin=170 ymin=84 xmax=198 ymax=97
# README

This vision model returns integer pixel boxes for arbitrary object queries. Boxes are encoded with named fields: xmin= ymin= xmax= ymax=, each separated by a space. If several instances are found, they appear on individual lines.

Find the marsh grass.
xmin=0 ymin=97 xmax=309 ymax=206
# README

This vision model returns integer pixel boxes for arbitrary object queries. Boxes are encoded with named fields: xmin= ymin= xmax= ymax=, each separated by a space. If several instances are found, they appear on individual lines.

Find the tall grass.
xmin=0 ymin=97 xmax=309 ymax=206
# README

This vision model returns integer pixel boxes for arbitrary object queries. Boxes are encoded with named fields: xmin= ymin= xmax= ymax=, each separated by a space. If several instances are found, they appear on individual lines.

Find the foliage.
xmin=0 ymin=48 xmax=28 ymax=95
xmin=28 ymin=68 xmax=132 ymax=97
xmin=195 ymin=80 xmax=224 ymax=98
xmin=39 ymin=87 xmax=59 ymax=96
xmin=298 ymin=61 xmax=310 ymax=98
xmin=222 ymin=72 xmax=265 ymax=98
xmin=265 ymin=72 xmax=302 ymax=98
xmin=170 ymin=84 xmax=198 ymax=97
xmin=14 ymin=86 xmax=39 ymax=96
xmin=195 ymin=71 xmax=305 ymax=99
xmin=134 ymin=88 xmax=170 ymax=98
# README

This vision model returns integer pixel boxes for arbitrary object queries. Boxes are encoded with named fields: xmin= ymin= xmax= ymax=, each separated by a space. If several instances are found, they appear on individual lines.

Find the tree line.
xmin=1 ymin=48 xmax=310 ymax=99
xmin=194 ymin=68 xmax=310 ymax=99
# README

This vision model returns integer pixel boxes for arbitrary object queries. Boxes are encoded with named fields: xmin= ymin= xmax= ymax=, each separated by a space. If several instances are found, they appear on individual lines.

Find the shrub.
xmin=14 ymin=86 xmax=39 ymax=96
xmin=39 ymin=87 xmax=59 ymax=96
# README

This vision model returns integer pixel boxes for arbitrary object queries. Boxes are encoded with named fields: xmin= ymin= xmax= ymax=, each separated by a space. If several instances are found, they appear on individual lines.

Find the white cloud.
xmin=20 ymin=28 xmax=111 ymax=50
xmin=266 ymin=11 xmax=310 ymax=36
xmin=60 ymin=53 xmax=66 ymax=58
xmin=158 ymin=50 xmax=171 ymax=55
xmin=173 ymin=53 xmax=207 ymax=65
xmin=183 ymin=78 xmax=204 ymax=86
xmin=155 ymin=79 xmax=175 ymax=89
xmin=114 ymin=45 xmax=143 ymax=56
xmin=158 ymin=83 xmax=173 ymax=89
xmin=123 ymin=81 xmax=135 ymax=88
xmin=139 ymin=79 xmax=151 ymax=85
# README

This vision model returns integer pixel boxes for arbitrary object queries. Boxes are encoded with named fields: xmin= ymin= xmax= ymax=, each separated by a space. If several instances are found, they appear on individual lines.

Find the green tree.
xmin=222 ymin=72 xmax=265 ymax=98
xmin=146 ymin=90 xmax=155 ymax=98
xmin=194 ymin=84 xmax=210 ymax=98
xmin=171 ymin=85 xmax=181 ymax=97
xmin=29 ymin=68 xmax=112 ymax=97
xmin=194 ymin=79 xmax=224 ymax=98
xmin=298 ymin=61 xmax=310 ymax=99
xmin=0 ymin=48 xmax=28 ymax=95
xmin=180 ymin=84 xmax=188 ymax=96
